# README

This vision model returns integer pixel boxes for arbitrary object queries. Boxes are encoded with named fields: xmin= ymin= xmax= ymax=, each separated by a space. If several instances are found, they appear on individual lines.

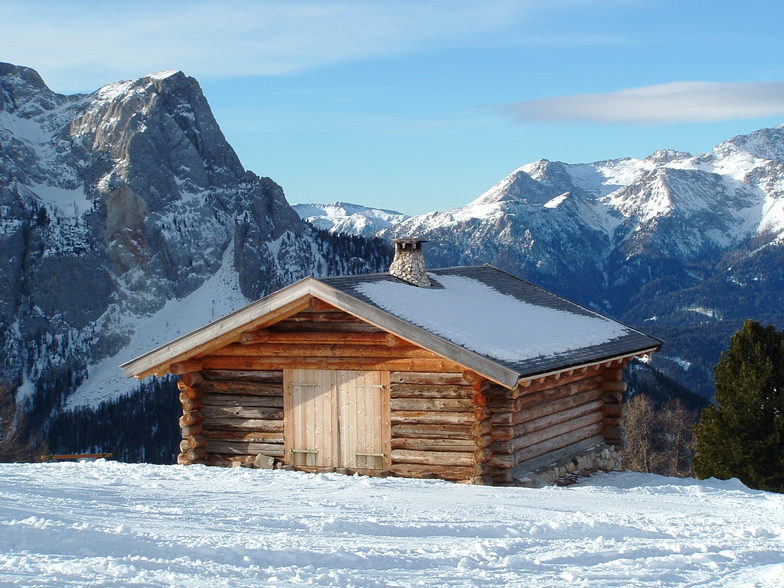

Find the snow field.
xmin=1 ymin=462 xmax=783 ymax=586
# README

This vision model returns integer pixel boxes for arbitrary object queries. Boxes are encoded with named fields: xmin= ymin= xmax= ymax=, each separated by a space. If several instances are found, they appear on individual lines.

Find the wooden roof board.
xmin=121 ymin=265 xmax=662 ymax=387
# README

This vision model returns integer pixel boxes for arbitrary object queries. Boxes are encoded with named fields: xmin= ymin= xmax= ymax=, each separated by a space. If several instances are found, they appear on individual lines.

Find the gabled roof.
xmin=121 ymin=265 xmax=661 ymax=388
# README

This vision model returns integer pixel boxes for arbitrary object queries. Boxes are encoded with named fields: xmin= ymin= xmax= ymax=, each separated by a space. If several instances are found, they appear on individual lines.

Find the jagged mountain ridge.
xmin=0 ymin=63 xmax=390 ymax=428
xmin=292 ymin=201 xmax=409 ymax=236
xmin=386 ymin=127 xmax=784 ymax=397
xmin=304 ymin=126 xmax=784 ymax=397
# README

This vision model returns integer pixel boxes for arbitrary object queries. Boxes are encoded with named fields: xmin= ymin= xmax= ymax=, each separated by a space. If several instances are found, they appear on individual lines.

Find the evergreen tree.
xmin=693 ymin=320 xmax=784 ymax=492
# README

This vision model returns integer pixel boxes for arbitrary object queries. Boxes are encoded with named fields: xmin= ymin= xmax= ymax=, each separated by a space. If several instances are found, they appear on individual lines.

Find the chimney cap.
xmin=392 ymin=238 xmax=427 ymax=246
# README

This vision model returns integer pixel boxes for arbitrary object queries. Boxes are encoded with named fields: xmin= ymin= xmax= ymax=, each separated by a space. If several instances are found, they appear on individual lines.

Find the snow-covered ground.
xmin=1 ymin=462 xmax=782 ymax=586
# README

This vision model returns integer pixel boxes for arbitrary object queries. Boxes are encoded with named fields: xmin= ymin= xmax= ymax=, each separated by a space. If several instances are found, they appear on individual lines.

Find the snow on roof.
xmin=357 ymin=273 xmax=630 ymax=363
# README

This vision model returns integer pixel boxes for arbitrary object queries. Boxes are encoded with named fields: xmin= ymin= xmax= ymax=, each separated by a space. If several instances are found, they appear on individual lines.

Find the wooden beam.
xmin=200 ymin=355 xmax=467 ymax=373
xmin=211 ymin=343 xmax=432 ymax=358
xmin=131 ymin=296 xmax=315 ymax=379
xmin=239 ymin=330 xmax=401 ymax=346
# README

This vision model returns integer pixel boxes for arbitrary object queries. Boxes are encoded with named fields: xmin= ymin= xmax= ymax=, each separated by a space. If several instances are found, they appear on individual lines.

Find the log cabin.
xmin=121 ymin=238 xmax=661 ymax=484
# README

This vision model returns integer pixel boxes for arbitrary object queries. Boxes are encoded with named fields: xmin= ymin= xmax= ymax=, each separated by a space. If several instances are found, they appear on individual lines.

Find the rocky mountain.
xmin=0 ymin=62 xmax=390 ymax=450
xmin=293 ymin=201 xmax=408 ymax=236
xmin=370 ymin=127 xmax=784 ymax=398
xmin=300 ymin=127 xmax=784 ymax=399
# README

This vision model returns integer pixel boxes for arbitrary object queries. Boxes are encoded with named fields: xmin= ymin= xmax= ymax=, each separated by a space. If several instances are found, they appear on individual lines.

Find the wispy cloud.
xmin=0 ymin=0 xmax=569 ymax=92
xmin=502 ymin=82 xmax=784 ymax=124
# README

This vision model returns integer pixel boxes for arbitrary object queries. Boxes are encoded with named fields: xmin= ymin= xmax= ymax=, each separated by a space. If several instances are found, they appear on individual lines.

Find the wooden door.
xmin=284 ymin=369 xmax=390 ymax=470
xmin=337 ymin=370 xmax=389 ymax=470
xmin=284 ymin=369 xmax=338 ymax=468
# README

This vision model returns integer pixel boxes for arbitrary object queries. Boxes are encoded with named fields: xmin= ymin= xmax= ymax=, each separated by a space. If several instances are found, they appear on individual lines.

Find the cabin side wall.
xmin=486 ymin=366 xmax=622 ymax=484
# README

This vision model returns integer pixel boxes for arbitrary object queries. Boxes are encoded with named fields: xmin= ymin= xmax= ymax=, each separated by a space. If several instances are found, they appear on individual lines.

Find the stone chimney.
xmin=389 ymin=238 xmax=431 ymax=287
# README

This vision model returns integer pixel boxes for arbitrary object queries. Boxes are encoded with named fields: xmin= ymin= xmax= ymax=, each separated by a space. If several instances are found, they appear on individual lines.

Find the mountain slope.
xmin=0 ymin=63 xmax=390 ymax=435
xmin=378 ymin=126 xmax=784 ymax=397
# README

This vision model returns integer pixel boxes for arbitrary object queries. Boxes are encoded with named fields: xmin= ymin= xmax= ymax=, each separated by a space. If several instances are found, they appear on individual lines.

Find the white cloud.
xmin=0 ymin=0 xmax=546 ymax=92
xmin=503 ymin=81 xmax=784 ymax=124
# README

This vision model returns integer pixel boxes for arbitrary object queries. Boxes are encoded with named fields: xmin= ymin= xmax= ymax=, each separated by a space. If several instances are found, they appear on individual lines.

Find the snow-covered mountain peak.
xmin=292 ymin=201 xmax=409 ymax=236
xmin=0 ymin=61 xmax=71 ymax=118
xmin=713 ymin=126 xmax=784 ymax=163
xmin=645 ymin=148 xmax=692 ymax=165
xmin=147 ymin=69 xmax=180 ymax=80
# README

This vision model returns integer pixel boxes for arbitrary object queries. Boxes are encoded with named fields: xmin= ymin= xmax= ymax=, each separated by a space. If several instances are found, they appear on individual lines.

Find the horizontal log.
xmin=201 ymin=370 xmax=283 ymax=382
xmin=201 ymin=406 xmax=283 ymax=420
xmin=492 ymin=399 xmax=603 ymax=441
xmin=493 ymin=412 xmax=603 ymax=455
xmin=203 ymin=430 xmax=283 ymax=443
xmin=473 ymin=407 xmax=491 ymax=421
xmin=241 ymin=330 xmax=401 ymax=347
xmin=179 ymin=411 xmax=203 ymax=427
xmin=391 ymin=423 xmax=473 ymax=439
xmin=179 ymin=398 xmax=204 ymax=412
xmin=390 ymin=411 xmax=474 ymax=426
xmin=202 ymin=418 xmax=283 ymax=432
xmin=514 ymin=368 xmax=602 ymax=398
xmin=496 ymin=387 xmax=602 ymax=427
xmin=506 ymin=376 xmax=602 ymax=412
xmin=390 ymin=398 xmax=473 ymax=412
xmin=474 ymin=434 xmax=492 ymax=449
xmin=281 ymin=310 xmax=362 ymax=323
xmin=390 ymin=385 xmax=473 ymax=399
xmin=391 ymin=438 xmax=475 ymax=451
xmin=201 ymin=356 xmax=466 ymax=373
xmin=491 ymin=377 xmax=587 ymax=411
xmin=493 ymin=426 xmax=603 ymax=468
xmin=201 ymin=394 xmax=283 ymax=408
xmin=603 ymin=381 xmax=627 ymax=393
xmin=389 ymin=463 xmax=473 ymax=481
xmin=390 ymin=372 xmax=469 ymax=386
xmin=601 ymin=367 xmax=624 ymax=381
xmin=180 ymin=423 xmax=204 ymax=438
xmin=185 ymin=435 xmax=205 ymax=449
xmin=474 ymin=447 xmax=493 ymax=464
xmin=197 ymin=381 xmax=283 ymax=396
xmin=213 ymin=342 xmax=433 ymax=359
xmin=178 ymin=447 xmax=206 ymax=462
xmin=205 ymin=440 xmax=284 ymax=457
xmin=180 ymin=372 xmax=204 ymax=387
xmin=471 ymin=420 xmax=492 ymax=436
xmin=178 ymin=386 xmax=201 ymax=401
xmin=490 ymin=382 xmax=603 ymax=425
xmin=170 ymin=360 xmax=204 ymax=375
xmin=391 ymin=449 xmax=474 ymax=467
xmin=472 ymin=390 xmax=489 ymax=407
xmin=180 ymin=436 xmax=206 ymax=452
xmin=602 ymin=403 xmax=623 ymax=418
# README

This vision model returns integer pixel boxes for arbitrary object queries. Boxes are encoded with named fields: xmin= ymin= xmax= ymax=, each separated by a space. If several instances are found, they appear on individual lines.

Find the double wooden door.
xmin=284 ymin=369 xmax=391 ymax=471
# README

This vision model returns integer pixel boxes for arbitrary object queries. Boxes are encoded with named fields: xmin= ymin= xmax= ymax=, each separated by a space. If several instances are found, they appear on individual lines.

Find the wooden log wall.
xmin=177 ymin=369 xmax=284 ymax=467
xmin=487 ymin=367 xmax=608 ymax=484
xmin=600 ymin=364 xmax=628 ymax=447
xmin=389 ymin=371 xmax=480 ymax=482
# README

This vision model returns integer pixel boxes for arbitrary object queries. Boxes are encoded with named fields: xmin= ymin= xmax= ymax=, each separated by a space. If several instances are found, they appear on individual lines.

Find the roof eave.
xmin=120 ymin=277 xmax=319 ymax=378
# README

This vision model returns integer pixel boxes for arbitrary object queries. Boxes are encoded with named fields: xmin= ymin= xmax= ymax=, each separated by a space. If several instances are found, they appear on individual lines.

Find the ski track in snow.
xmin=1 ymin=463 xmax=783 ymax=587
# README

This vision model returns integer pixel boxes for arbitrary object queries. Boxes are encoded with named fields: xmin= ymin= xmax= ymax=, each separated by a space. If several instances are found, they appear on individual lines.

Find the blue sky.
xmin=3 ymin=0 xmax=784 ymax=214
